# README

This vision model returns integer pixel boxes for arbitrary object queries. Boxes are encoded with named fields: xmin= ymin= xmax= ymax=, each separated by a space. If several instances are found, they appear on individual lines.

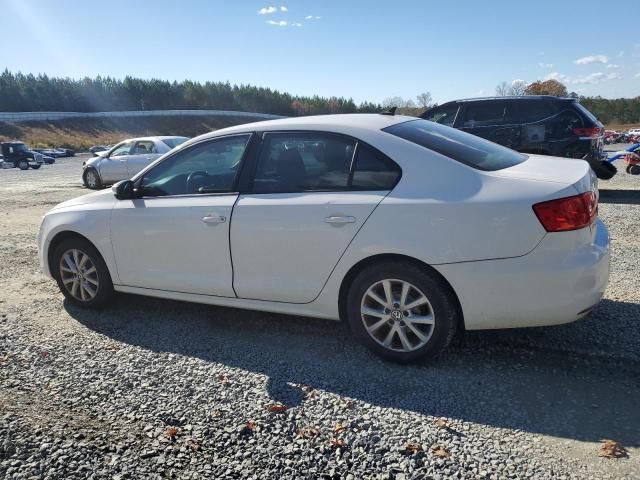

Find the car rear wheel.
xmin=346 ymin=261 xmax=459 ymax=363
xmin=18 ymin=159 xmax=29 ymax=170
xmin=31 ymin=164 xmax=41 ymax=170
xmin=53 ymin=238 xmax=113 ymax=308
xmin=83 ymin=168 xmax=102 ymax=189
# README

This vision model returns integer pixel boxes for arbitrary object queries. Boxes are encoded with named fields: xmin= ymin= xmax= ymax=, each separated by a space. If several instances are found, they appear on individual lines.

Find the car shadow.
xmin=65 ymin=295 xmax=640 ymax=446
xmin=599 ymin=189 xmax=640 ymax=205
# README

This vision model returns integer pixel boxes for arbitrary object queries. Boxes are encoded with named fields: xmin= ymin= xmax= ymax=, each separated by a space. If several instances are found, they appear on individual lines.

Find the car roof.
xmin=442 ymin=95 xmax=574 ymax=104
xmin=120 ymin=135 xmax=187 ymax=143
xmin=195 ymin=114 xmax=413 ymax=141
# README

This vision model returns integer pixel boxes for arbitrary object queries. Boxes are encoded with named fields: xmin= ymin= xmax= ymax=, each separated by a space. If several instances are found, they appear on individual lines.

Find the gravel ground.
xmin=0 ymin=153 xmax=639 ymax=479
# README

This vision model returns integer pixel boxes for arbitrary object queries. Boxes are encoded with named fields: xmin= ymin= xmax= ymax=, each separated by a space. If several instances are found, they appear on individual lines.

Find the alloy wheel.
xmin=360 ymin=279 xmax=435 ymax=352
xmin=85 ymin=170 xmax=99 ymax=188
xmin=59 ymin=249 xmax=100 ymax=302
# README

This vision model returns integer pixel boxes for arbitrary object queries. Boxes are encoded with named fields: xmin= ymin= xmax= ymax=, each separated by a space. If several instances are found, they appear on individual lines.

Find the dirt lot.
xmin=0 ymin=152 xmax=639 ymax=479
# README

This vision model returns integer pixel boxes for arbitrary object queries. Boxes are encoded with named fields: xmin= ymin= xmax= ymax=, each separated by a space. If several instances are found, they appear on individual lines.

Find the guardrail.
xmin=0 ymin=110 xmax=284 ymax=123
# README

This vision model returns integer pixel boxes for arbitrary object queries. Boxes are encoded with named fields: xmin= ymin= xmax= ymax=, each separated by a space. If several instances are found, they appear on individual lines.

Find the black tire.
xmin=83 ymin=168 xmax=102 ymax=189
xmin=18 ymin=159 xmax=29 ymax=170
xmin=590 ymin=161 xmax=617 ymax=180
xmin=629 ymin=164 xmax=640 ymax=175
xmin=52 ymin=237 xmax=114 ymax=308
xmin=346 ymin=261 xmax=459 ymax=363
xmin=31 ymin=164 xmax=41 ymax=170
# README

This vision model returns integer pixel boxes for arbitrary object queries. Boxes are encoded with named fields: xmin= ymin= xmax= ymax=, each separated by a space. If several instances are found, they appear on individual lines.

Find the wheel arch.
xmin=47 ymin=231 xmax=98 ymax=278
xmin=337 ymin=253 xmax=465 ymax=330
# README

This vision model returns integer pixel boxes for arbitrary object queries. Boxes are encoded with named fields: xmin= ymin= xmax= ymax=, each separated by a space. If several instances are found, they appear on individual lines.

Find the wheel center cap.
xmin=390 ymin=310 xmax=403 ymax=321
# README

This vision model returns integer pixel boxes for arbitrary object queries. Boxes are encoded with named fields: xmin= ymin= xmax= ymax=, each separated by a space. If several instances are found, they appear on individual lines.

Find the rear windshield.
xmin=573 ymin=103 xmax=600 ymax=126
xmin=162 ymin=137 xmax=189 ymax=149
xmin=383 ymin=119 xmax=526 ymax=171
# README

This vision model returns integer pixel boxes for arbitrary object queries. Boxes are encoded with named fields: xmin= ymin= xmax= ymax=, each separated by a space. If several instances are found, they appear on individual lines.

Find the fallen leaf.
xmin=164 ymin=426 xmax=179 ymax=441
xmin=599 ymin=439 xmax=627 ymax=459
xmin=266 ymin=404 xmax=288 ymax=413
xmin=434 ymin=418 xmax=452 ymax=429
xmin=431 ymin=445 xmax=451 ymax=459
xmin=329 ymin=438 xmax=347 ymax=449
xmin=297 ymin=426 xmax=319 ymax=439
xmin=342 ymin=400 xmax=354 ymax=409
xmin=334 ymin=423 xmax=347 ymax=434
xmin=217 ymin=374 xmax=229 ymax=384
xmin=405 ymin=442 xmax=422 ymax=454
xmin=245 ymin=420 xmax=257 ymax=431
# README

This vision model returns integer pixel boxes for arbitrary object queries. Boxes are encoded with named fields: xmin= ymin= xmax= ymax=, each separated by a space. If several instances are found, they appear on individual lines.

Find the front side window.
xmin=422 ymin=104 xmax=459 ymax=126
xmin=252 ymin=133 xmax=356 ymax=193
xmin=140 ymin=134 xmax=251 ymax=196
xmin=384 ymin=119 xmax=526 ymax=171
xmin=110 ymin=141 xmax=134 ymax=157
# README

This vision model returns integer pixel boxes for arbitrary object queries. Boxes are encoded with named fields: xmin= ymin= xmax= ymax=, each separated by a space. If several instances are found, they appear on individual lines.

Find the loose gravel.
xmin=1 ymin=154 xmax=638 ymax=479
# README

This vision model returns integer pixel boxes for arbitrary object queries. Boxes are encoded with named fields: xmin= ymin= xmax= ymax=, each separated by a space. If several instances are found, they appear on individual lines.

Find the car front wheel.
xmin=346 ymin=261 xmax=459 ymax=363
xmin=83 ymin=168 xmax=102 ymax=189
xmin=53 ymin=238 xmax=113 ymax=308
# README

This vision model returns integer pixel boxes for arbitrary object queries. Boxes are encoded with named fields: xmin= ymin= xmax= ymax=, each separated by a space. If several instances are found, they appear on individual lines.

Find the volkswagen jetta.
xmin=38 ymin=114 xmax=610 ymax=362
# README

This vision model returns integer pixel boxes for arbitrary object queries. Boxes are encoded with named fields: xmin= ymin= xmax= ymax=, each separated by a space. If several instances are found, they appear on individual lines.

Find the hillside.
xmin=0 ymin=115 xmax=271 ymax=151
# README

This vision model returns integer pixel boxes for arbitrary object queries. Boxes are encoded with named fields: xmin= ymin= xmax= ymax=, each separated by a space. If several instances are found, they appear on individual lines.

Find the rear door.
xmin=230 ymin=132 xmax=401 ymax=303
xmin=459 ymin=100 xmax=508 ymax=144
xmin=126 ymin=140 xmax=163 ymax=177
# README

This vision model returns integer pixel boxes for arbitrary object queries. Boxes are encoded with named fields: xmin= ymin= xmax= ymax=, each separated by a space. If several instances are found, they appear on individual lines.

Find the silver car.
xmin=82 ymin=136 xmax=189 ymax=189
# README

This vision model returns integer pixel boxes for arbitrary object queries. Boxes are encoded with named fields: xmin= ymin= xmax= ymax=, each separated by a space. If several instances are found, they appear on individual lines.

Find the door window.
xmin=252 ymin=133 xmax=356 ymax=193
xmin=140 ymin=134 xmax=251 ymax=196
xmin=133 ymin=140 xmax=157 ymax=154
xmin=505 ymin=100 xmax=556 ymax=124
xmin=423 ymin=104 xmax=459 ymax=126
xmin=351 ymin=144 xmax=401 ymax=190
xmin=110 ymin=141 xmax=134 ymax=157
xmin=462 ymin=102 xmax=506 ymax=127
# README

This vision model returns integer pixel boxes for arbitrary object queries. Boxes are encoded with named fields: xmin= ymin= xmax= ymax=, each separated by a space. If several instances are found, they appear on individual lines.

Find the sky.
xmin=0 ymin=0 xmax=638 ymax=105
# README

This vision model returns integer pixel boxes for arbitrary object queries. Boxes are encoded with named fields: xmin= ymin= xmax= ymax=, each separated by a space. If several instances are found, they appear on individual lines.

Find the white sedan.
xmin=38 ymin=114 xmax=610 ymax=362
xmin=82 ymin=136 xmax=189 ymax=189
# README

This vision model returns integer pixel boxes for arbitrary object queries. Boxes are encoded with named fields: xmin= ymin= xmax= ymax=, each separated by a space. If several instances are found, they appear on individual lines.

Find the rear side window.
xmin=351 ymin=144 xmax=401 ymax=190
xmin=384 ymin=119 xmax=526 ymax=171
xmin=422 ymin=103 xmax=459 ymax=126
xmin=461 ymin=102 xmax=506 ymax=127
xmin=505 ymin=100 xmax=556 ymax=124
xmin=573 ymin=103 xmax=600 ymax=126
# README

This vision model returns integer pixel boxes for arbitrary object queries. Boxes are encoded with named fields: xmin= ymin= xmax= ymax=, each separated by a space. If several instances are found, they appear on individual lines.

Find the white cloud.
xmin=606 ymin=64 xmax=620 ymax=69
xmin=259 ymin=6 xmax=277 ymax=14
xmin=572 ymin=72 xmax=620 ymax=85
xmin=634 ymin=73 xmax=640 ymax=79
xmin=544 ymin=72 xmax=570 ymax=83
xmin=538 ymin=62 xmax=553 ymax=68
xmin=266 ymin=20 xmax=288 ymax=26
xmin=280 ymin=6 xmax=288 ymax=11
xmin=305 ymin=15 xmax=321 ymax=20
xmin=574 ymin=54 xmax=608 ymax=65
xmin=291 ymin=22 xmax=302 ymax=27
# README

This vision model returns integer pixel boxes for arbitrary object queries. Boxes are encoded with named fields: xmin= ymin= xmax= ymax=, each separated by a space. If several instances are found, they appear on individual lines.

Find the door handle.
xmin=202 ymin=215 xmax=226 ymax=225
xmin=325 ymin=215 xmax=356 ymax=224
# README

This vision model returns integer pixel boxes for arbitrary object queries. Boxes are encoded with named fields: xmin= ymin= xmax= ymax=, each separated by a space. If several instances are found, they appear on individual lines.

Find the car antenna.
xmin=380 ymin=106 xmax=397 ymax=116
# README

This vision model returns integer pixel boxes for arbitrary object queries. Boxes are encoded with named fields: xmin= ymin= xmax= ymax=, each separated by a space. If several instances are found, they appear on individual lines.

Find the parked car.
xmin=421 ymin=96 xmax=615 ymax=179
xmin=38 ymin=114 xmax=609 ymax=363
xmin=1 ymin=142 xmax=45 ymax=169
xmin=626 ymin=128 xmax=640 ymax=136
xmin=82 ymin=136 xmax=189 ymax=189
xmin=89 ymin=145 xmax=109 ymax=156
xmin=41 ymin=154 xmax=56 ymax=164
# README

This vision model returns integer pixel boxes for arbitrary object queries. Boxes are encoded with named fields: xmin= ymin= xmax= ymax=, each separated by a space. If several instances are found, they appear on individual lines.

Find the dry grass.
xmin=0 ymin=115 xmax=269 ymax=151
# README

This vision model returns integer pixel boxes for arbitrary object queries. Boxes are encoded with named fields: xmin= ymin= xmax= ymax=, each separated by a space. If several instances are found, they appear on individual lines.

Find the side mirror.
xmin=112 ymin=180 xmax=138 ymax=200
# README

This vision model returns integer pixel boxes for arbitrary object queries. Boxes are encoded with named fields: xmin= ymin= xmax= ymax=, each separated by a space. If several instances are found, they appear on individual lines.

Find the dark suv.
xmin=421 ymin=96 xmax=614 ymax=179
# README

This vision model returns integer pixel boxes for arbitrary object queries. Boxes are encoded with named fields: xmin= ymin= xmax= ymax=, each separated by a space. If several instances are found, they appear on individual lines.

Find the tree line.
xmin=0 ymin=70 xmax=381 ymax=116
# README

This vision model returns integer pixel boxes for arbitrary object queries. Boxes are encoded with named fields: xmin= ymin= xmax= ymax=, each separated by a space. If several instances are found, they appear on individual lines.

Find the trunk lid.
xmin=491 ymin=154 xmax=597 ymax=195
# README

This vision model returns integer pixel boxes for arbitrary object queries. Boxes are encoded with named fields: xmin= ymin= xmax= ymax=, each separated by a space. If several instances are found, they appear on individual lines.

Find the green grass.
xmin=0 ymin=115 xmax=270 ymax=151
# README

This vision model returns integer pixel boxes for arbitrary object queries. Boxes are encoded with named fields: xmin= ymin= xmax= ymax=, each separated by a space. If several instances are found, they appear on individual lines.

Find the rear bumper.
xmin=436 ymin=219 xmax=610 ymax=330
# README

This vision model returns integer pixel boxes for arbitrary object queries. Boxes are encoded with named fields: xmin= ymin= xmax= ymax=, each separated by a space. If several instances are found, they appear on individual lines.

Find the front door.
xmin=231 ymin=132 xmax=401 ymax=303
xmin=110 ymin=134 xmax=252 ymax=296
xmin=100 ymin=141 xmax=133 ymax=183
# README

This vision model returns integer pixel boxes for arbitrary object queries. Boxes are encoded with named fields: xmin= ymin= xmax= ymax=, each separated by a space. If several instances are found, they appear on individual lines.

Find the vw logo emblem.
xmin=390 ymin=310 xmax=403 ymax=320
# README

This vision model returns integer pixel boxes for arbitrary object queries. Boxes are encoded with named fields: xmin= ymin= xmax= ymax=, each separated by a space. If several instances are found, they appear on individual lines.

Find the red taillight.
xmin=533 ymin=192 xmax=597 ymax=232
xmin=573 ymin=127 xmax=602 ymax=138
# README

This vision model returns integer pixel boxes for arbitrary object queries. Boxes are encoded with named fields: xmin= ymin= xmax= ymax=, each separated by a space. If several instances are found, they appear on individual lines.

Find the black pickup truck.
xmin=1 ymin=142 xmax=45 ymax=170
